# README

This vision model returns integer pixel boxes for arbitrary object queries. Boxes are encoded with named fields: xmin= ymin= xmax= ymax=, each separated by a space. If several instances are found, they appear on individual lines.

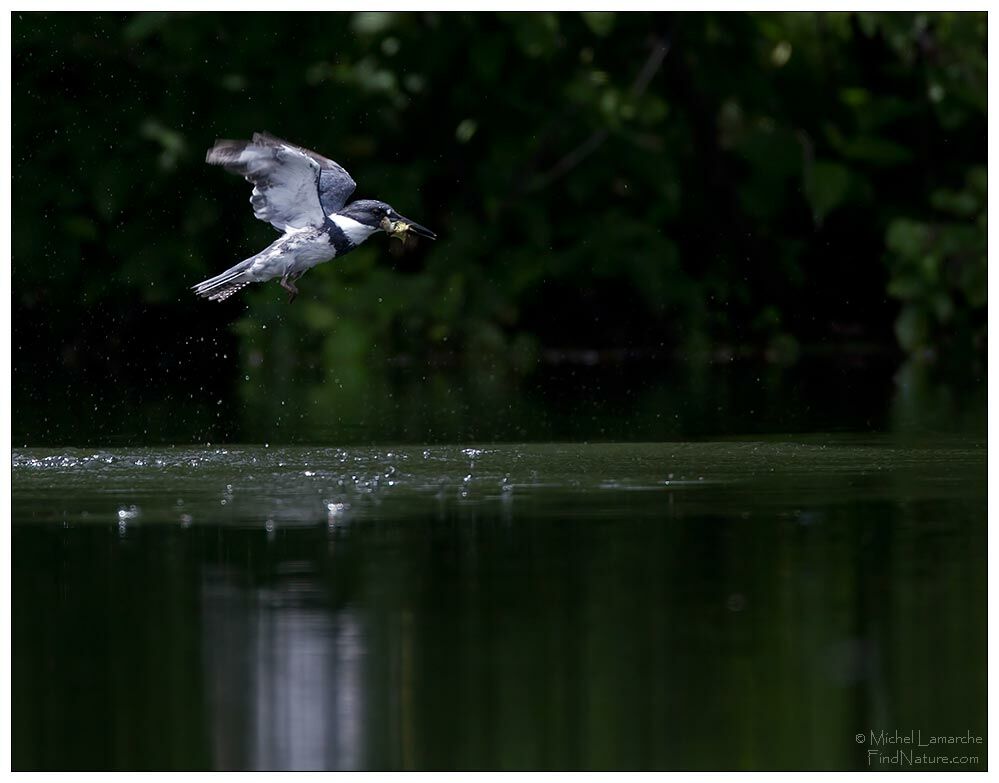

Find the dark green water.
xmin=12 ymin=436 xmax=986 ymax=771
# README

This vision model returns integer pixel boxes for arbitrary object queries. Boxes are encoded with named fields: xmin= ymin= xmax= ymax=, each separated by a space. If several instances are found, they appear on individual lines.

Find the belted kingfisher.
xmin=192 ymin=132 xmax=435 ymax=303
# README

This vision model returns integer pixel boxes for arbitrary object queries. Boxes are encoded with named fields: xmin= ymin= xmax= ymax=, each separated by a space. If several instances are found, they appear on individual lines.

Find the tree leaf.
xmin=805 ymin=160 xmax=851 ymax=224
xmin=581 ymin=12 xmax=615 ymax=37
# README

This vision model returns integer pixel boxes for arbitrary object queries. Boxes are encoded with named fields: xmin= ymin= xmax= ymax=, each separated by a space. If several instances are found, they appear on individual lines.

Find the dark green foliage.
xmin=12 ymin=12 xmax=986 ymax=377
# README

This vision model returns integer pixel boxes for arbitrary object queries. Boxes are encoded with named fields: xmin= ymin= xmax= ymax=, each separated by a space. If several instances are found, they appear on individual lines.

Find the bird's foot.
xmin=280 ymin=275 xmax=300 ymax=304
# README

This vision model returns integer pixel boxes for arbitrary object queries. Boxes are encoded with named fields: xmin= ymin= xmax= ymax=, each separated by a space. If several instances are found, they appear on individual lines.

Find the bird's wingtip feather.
xmin=206 ymin=138 xmax=248 ymax=165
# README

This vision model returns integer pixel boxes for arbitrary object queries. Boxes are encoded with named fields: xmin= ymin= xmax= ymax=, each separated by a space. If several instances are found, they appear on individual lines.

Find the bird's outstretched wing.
xmin=254 ymin=133 xmax=358 ymax=215
xmin=206 ymin=132 xmax=357 ymax=231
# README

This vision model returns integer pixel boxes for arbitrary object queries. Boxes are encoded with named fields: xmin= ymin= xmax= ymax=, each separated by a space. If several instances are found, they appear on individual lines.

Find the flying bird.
xmin=193 ymin=132 xmax=435 ymax=303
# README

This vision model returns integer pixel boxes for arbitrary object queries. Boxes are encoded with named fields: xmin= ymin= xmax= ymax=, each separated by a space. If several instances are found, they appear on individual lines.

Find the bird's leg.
xmin=280 ymin=274 xmax=300 ymax=304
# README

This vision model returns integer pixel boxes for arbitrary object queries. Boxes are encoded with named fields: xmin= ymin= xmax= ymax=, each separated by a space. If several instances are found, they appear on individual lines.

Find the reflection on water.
xmin=13 ymin=355 xmax=987 ymax=447
xmin=202 ymin=567 xmax=366 ymax=771
xmin=12 ymin=437 xmax=986 ymax=771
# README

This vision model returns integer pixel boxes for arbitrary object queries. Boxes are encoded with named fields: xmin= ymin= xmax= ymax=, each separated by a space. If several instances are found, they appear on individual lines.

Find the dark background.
xmin=12 ymin=12 xmax=986 ymax=446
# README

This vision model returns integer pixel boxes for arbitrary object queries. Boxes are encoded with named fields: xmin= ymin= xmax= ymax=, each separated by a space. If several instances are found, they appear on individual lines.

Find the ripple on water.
xmin=11 ymin=439 xmax=986 ymax=528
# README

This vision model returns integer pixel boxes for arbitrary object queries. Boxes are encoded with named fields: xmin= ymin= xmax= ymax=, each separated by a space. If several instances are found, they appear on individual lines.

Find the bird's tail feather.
xmin=192 ymin=258 xmax=255 ymax=302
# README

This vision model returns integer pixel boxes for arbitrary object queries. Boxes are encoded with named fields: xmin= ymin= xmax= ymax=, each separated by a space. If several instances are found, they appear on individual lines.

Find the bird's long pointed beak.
xmin=397 ymin=215 xmax=436 ymax=240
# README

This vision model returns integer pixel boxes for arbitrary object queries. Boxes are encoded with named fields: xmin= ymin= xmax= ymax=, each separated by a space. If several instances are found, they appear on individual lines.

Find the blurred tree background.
xmin=11 ymin=12 xmax=987 ymax=444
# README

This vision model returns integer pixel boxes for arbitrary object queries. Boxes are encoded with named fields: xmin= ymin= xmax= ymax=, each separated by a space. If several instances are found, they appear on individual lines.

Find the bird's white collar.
xmin=331 ymin=214 xmax=380 ymax=245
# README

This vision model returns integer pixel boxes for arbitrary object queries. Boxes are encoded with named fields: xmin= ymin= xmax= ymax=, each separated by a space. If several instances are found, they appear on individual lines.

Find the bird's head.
xmin=337 ymin=200 xmax=436 ymax=241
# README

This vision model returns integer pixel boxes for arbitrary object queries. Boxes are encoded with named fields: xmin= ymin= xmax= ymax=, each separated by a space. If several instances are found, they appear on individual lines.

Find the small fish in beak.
xmin=381 ymin=215 xmax=436 ymax=240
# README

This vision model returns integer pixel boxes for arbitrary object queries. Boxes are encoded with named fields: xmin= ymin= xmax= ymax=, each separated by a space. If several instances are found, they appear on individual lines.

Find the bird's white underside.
xmin=245 ymin=227 xmax=336 ymax=280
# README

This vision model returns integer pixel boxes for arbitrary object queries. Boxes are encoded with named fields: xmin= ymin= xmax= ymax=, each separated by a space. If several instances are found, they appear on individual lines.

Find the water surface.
xmin=12 ymin=436 xmax=986 ymax=770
